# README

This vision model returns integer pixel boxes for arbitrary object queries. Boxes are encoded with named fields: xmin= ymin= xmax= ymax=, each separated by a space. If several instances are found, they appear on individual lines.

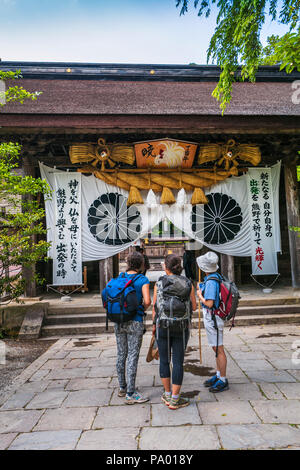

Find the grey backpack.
xmin=155 ymin=275 xmax=192 ymax=362
xmin=155 ymin=275 xmax=192 ymax=332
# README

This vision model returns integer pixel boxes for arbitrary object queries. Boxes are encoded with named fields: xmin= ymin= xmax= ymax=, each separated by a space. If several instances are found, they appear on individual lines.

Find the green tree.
xmin=0 ymin=72 xmax=50 ymax=303
xmin=176 ymin=0 xmax=300 ymax=113
xmin=260 ymin=32 xmax=300 ymax=71
xmin=0 ymin=70 xmax=41 ymax=105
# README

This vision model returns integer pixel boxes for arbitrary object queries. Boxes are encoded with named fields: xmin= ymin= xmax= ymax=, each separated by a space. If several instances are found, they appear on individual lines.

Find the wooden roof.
xmin=0 ymin=62 xmax=300 ymax=117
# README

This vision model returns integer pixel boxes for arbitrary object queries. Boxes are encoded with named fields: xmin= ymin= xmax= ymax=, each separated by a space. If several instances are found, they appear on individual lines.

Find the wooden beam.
xmin=1 ymin=114 xmax=300 ymax=135
xmin=77 ymin=167 xmax=248 ymax=174
xmin=284 ymin=158 xmax=300 ymax=289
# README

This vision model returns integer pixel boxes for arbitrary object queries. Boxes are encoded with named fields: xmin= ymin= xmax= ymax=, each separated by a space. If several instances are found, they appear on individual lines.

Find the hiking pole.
xmin=198 ymin=268 xmax=202 ymax=364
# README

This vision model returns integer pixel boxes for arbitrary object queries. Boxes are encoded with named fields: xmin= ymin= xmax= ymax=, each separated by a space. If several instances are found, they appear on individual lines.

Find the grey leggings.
xmin=114 ymin=320 xmax=144 ymax=395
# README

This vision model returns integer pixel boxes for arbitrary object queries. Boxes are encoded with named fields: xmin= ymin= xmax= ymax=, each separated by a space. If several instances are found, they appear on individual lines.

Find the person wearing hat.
xmin=196 ymin=251 xmax=229 ymax=393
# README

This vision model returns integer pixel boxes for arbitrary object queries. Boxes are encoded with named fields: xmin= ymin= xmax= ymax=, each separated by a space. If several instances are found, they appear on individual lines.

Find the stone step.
xmin=45 ymin=313 xmax=107 ymax=325
xmin=41 ymin=319 xmax=154 ymax=337
xmin=44 ymin=312 xmax=199 ymax=326
xmin=42 ymin=320 xmax=201 ymax=338
xmin=47 ymin=305 xmax=107 ymax=315
xmin=236 ymin=304 xmax=300 ymax=316
xmin=45 ymin=304 xmax=300 ymax=326
xmin=230 ymin=313 xmax=300 ymax=326
xmin=184 ymin=314 xmax=300 ymax=328
xmin=238 ymin=296 xmax=300 ymax=306
xmin=46 ymin=295 xmax=300 ymax=316
xmin=41 ymin=313 xmax=300 ymax=338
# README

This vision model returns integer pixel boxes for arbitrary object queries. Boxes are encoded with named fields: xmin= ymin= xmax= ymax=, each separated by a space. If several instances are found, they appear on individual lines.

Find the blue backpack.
xmin=102 ymin=273 xmax=142 ymax=329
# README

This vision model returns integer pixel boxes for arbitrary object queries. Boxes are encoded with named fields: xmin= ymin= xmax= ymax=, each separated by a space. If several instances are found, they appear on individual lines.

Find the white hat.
xmin=196 ymin=252 xmax=219 ymax=273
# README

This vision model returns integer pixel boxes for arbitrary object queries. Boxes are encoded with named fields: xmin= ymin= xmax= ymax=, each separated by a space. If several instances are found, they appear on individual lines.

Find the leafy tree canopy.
xmin=0 ymin=142 xmax=51 ymax=302
xmin=0 ymin=69 xmax=41 ymax=105
xmin=176 ymin=0 xmax=300 ymax=113
xmin=0 ymin=73 xmax=50 ymax=303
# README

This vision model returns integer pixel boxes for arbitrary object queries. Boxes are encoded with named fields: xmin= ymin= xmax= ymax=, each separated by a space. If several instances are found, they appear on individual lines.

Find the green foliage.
xmin=0 ymin=69 xmax=42 ymax=106
xmin=176 ymin=0 xmax=300 ymax=113
xmin=0 ymin=71 xmax=49 ymax=302
xmin=260 ymin=33 xmax=300 ymax=72
xmin=0 ymin=142 xmax=52 ymax=302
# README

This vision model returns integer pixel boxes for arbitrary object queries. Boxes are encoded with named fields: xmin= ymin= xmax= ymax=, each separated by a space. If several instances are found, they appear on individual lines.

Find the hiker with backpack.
xmin=197 ymin=251 xmax=240 ymax=393
xmin=102 ymin=251 xmax=151 ymax=404
xmin=152 ymin=254 xmax=197 ymax=410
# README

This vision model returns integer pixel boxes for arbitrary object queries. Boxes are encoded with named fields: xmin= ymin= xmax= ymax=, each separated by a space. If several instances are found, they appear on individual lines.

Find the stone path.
xmin=1 ymin=324 xmax=300 ymax=450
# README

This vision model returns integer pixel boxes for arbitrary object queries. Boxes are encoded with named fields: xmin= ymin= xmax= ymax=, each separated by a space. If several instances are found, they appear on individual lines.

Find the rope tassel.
xmin=160 ymin=187 xmax=176 ymax=205
xmin=191 ymin=187 xmax=208 ymax=205
xmin=127 ymin=186 xmax=144 ymax=206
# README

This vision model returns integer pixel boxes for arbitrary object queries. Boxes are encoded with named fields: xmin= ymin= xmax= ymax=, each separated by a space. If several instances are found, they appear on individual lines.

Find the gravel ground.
xmin=0 ymin=338 xmax=55 ymax=392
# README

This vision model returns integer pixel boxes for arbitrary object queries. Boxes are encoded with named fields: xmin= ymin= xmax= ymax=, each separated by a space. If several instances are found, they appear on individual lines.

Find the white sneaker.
xmin=125 ymin=391 xmax=149 ymax=405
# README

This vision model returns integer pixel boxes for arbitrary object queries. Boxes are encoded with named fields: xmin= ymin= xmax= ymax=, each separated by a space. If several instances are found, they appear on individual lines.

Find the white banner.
xmin=167 ymin=174 xmax=252 ymax=256
xmin=247 ymin=168 xmax=278 ymax=275
xmin=81 ymin=175 xmax=162 ymax=261
xmin=40 ymin=162 xmax=281 ymax=279
xmin=53 ymin=173 xmax=82 ymax=285
xmin=40 ymin=163 xmax=162 ymax=263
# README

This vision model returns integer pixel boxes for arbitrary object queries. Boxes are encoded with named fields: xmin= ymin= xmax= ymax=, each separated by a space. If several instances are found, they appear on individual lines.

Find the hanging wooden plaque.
xmin=134 ymin=139 xmax=197 ymax=169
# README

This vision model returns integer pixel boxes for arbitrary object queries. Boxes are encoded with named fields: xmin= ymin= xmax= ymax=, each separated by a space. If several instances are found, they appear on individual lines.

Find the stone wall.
xmin=0 ymin=302 xmax=48 ymax=336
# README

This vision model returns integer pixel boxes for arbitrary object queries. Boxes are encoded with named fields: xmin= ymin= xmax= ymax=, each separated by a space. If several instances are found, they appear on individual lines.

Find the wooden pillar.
xmin=112 ymin=254 xmax=120 ymax=278
xmin=284 ymin=158 xmax=300 ymax=289
xmin=220 ymin=254 xmax=235 ymax=282
xmin=99 ymin=257 xmax=114 ymax=293
xmin=22 ymin=156 xmax=37 ymax=298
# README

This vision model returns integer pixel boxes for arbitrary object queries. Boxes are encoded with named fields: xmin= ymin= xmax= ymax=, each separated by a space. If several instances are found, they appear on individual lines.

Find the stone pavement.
xmin=1 ymin=324 xmax=300 ymax=450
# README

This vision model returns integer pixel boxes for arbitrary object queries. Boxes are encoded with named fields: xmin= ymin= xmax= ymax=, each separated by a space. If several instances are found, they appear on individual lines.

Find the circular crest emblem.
xmin=88 ymin=193 xmax=142 ymax=245
xmin=191 ymin=193 xmax=243 ymax=244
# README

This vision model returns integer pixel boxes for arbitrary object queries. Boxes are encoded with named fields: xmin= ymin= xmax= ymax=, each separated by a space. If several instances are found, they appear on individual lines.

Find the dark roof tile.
xmin=1 ymin=78 xmax=299 ymax=116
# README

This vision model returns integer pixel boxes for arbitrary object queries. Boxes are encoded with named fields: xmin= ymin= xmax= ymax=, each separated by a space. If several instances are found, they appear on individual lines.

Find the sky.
xmin=0 ymin=0 xmax=291 ymax=64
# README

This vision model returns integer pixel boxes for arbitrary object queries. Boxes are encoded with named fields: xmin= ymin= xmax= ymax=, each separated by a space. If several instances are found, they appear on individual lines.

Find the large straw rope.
xmin=78 ymin=167 xmax=233 ymax=191
xmin=116 ymin=172 xmax=163 ymax=192
xmin=93 ymin=171 xmax=131 ymax=191
xmin=70 ymin=143 xmax=135 ymax=166
xmin=149 ymin=173 xmax=193 ymax=191
xmin=198 ymin=142 xmax=261 ymax=166
xmin=69 ymin=144 xmax=96 ymax=163
xmin=169 ymin=172 xmax=214 ymax=188
xmin=196 ymin=170 xmax=231 ymax=180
